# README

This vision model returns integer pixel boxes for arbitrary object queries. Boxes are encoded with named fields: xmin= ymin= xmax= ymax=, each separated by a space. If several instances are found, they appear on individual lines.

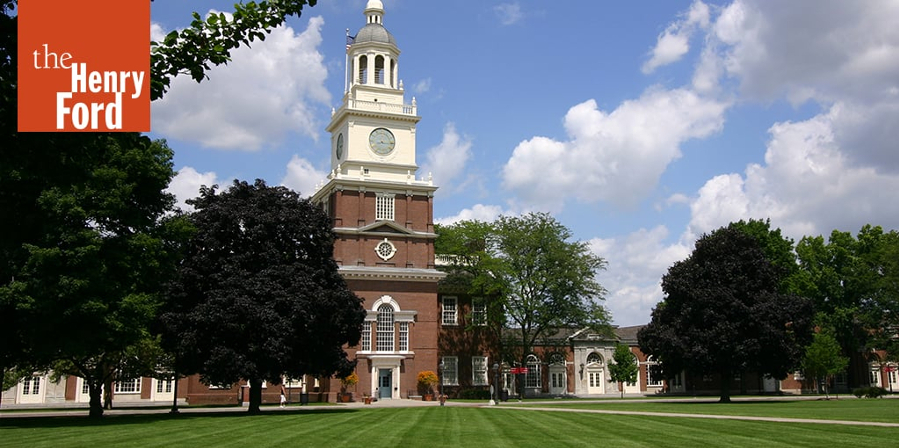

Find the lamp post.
xmin=438 ymin=360 xmax=445 ymax=407
xmin=493 ymin=363 xmax=500 ymax=405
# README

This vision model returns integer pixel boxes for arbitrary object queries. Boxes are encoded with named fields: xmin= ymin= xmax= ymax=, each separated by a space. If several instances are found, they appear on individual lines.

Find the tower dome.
xmin=354 ymin=0 xmax=395 ymax=46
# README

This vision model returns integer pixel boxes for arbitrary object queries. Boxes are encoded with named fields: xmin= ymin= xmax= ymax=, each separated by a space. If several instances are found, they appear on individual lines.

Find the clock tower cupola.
xmin=324 ymin=0 xmax=421 ymax=184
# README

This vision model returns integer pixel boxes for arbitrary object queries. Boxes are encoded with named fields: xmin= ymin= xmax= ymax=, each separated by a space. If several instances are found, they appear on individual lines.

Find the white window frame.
xmin=471 ymin=299 xmax=486 ymax=326
xmin=526 ymin=355 xmax=540 ymax=389
xmin=156 ymin=377 xmax=174 ymax=393
xmin=472 ymin=356 xmax=488 ymax=386
xmin=399 ymin=322 xmax=409 ymax=351
xmin=376 ymin=304 xmax=395 ymax=352
xmin=442 ymin=296 xmax=457 ymax=326
xmin=114 ymin=378 xmax=141 ymax=394
xmin=375 ymin=193 xmax=395 ymax=221
xmin=871 ymin=368 xmax=881 ymax=386
xmin=361 ymin=321 xmax=372 ymax=351
xmin=22 ymin=376 xmax=41 ymax=395
xmin=442 ymin=356 xmax=459 ymax=386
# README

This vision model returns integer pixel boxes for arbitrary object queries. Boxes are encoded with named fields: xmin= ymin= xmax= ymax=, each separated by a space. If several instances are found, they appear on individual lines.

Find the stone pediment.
xmin=357 ymin=220 xmax=415 ymax=235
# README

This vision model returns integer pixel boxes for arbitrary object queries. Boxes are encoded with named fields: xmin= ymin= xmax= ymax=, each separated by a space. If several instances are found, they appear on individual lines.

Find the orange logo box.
xmin=18 ymin=0 xmax=150 ymax=132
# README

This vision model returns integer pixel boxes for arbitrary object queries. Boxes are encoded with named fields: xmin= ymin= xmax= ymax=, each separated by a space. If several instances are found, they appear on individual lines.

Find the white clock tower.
xmin=324 ymin=0 xmax=421 ymax=183
xmin=312 ymin=0 xmax=443 ymax=402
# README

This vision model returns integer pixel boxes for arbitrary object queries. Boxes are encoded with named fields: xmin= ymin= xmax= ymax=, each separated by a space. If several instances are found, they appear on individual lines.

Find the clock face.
xmin=369 ymin=128 xmax=396 ymax=156
xmin=336 ymin=133 xmax=344 ymax=160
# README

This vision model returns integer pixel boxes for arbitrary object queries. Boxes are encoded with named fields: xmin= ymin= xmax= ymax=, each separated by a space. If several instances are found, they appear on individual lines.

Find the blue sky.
xmin=149 ymin=0 xmax=899 ymax=327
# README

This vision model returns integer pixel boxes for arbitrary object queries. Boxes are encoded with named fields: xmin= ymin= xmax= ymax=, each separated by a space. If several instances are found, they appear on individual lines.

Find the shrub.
xmin=339 ymin=372 xmax=358 ymax=389
xmin=852 ymin=386 xmax=887 ymax=398
xmin=418 ymin=371 xmax=438 ymax=394
xmin=459 ymin=389 xmax=491 ymax=400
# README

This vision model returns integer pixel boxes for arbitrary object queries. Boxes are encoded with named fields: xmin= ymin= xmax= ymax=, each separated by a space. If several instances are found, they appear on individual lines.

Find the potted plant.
xmin=417 ymin=371 xmax=438 ymax=401
xmin=339 ymin=372 xmax=358 ymax=402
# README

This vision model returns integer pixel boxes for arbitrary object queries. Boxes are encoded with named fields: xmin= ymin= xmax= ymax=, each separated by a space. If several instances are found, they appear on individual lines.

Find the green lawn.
xmin=523 ymin=397 xmax=899 ymax=423
xmin=1 ymin=404 xmax=898 ymax=448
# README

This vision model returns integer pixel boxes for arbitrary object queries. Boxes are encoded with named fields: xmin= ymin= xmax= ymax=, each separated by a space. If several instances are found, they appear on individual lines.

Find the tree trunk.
xmin=89 ymin=381 xmax=104 ymax=418
xmin=619 ymin=382 xmax=624 ymax=399
xmin=247 ymin=378 xmax=262 ymax=413
xmin=719 ymin=372 xmax=731 ymax=403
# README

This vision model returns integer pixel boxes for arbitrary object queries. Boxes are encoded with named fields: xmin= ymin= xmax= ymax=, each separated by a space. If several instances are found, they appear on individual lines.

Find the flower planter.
xmin=422 ymin=394 xmax=434 ymax=401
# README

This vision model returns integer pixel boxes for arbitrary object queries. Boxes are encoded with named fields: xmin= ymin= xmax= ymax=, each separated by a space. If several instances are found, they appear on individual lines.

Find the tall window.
xmin=22 ymin=376 xmax=40 ymax=395
xmin=374 ymin=55 xmax=385 ymax=84
xmin=375 ymin=193 xmax=395 ymax=221
xmin=442 ymin=357 xmax=458 ymax=386
xmin=358 ymin=55 xmax=368 ymax=84
xmin=871 ymin=369 xmax=881 ymax=386
xmin=399 ymin=322 xmax=409 ymax=351
xmin=442 ymin=296 xmax=457 ymax=325
xmin=526 ymin=354 xmax=540 ymax=389
xmin=115 ymin=378 xmax=141 ymax=394
xmin=471 ymin=299 xmax=486 ymax=326
xmin=551 ymin=372 xmax=565 ymax=389
xmin=361 ymin=322 xmax=372 ymax=351
xmin=472 ymin=356 xmax=488 ymax=386
xmin=156 ymin=378 xmax=174 ymax=393
xmin=376 ymin=305 xmax=394 ymax=351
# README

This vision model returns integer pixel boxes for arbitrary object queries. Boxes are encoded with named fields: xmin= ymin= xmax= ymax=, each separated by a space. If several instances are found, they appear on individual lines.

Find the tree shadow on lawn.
xmin=0 ymin=407 xmax=360 ymax=430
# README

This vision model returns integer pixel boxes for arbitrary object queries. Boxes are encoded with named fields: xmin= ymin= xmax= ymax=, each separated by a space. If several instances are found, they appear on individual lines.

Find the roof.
xmin=354 ymin=23 xmax=396 ymax=46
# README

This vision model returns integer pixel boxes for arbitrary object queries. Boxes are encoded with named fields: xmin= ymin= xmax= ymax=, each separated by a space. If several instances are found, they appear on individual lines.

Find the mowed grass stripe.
xmin=531 ymin=398 xmax=899 ymax=423
xmin=3 ymin=406 xmax=899 ymax=447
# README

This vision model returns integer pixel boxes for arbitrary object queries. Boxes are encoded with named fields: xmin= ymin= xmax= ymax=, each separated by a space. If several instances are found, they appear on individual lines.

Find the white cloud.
xmin=687 ymin=103 xmax=899 ymax=243
xmin=590 ymin=226 xmax=691 ymax=326
xmin=435 ymin=204 xmax=506 ymax=225
xmin=502 ymin=88 xmax=728 ymax=211
xmin=494 ymin=3 xmax=523 ymax=26
xmin=642 ymin=1 xmax=711 ymax=74
xmin=679 ymin=0 xmax=899 ymax=244
xmin=167 ymin=166 xmax=220 ymax=212
xmin=152 ymin=15 xmax=331 ymax=150
xmin=711 ymin=0 xmax=899 ymax=105
xmin=421 ymin=123 xmax=473 ymax=194
xmin=150 ymin=22 xmax=166 ymax=43
xmin=281 ymin=155 xmax=327 ymax=198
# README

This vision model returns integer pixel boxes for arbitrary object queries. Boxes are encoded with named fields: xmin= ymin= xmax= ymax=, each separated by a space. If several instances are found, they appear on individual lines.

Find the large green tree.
xmin=1 ymin=0 xmax=321 ymax=413
xmin=160 ymin=180 xmax=365 ymax=413
xmin=0 ymin=133 xmax=182 ymax=416
xmin=438 ymin=213 xmax=611 ymax=377
xmin=795 ymin=225 xmax=899 ymax=387
xmin=638 ymin=226 xmax=814 ymax=402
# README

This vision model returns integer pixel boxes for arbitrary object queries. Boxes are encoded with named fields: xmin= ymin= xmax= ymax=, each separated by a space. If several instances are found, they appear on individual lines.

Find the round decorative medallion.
xmin=369 ymin=128 xmax=396 ymax=156
xmin=375 ymin=238 xmax=397 ymax=261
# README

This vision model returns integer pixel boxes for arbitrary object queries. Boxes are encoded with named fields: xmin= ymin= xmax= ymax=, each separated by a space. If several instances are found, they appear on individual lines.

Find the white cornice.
xmin=339 ymin=266 xmax=446 ymax=282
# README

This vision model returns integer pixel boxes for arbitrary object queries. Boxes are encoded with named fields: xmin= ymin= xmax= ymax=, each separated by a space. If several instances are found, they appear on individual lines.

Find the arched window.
xmin=586 ymin=352 xmax=603 ymax=366
xmin=526 ymin=354 xmax=540 ymax=389
xmin=358 ymin=55 xmax=368 ymax=84
xmin=375 ymin=56 xmax=385 ymax=84
xmin=376 ymin=304 xmax=394 ymax=351
xmin=550 ymin=353 xmax=566 ymax=365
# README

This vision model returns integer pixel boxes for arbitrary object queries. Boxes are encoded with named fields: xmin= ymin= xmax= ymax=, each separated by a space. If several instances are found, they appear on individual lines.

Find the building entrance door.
xmin=378 ymin=369 xmax=392 ymax=399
